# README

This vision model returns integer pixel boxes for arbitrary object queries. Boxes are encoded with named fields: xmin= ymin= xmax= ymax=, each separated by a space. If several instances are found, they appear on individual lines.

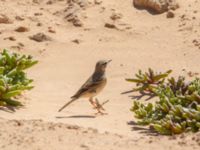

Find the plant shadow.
xmin=121 ymin=90 xmax=156 ymax=101
xmin=127 ymin=121 xmax=159 ymax=136
xmin=0 ymin=106 xmax=18 ymax=113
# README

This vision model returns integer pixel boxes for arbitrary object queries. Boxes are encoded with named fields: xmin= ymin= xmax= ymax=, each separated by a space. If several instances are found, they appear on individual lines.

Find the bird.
xmin=58 ymin=59 xmax=112 ymax=114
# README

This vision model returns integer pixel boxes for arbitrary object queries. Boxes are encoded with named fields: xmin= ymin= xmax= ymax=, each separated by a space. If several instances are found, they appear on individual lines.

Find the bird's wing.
xmin=71 ymin=76 xmax=102 ymax=98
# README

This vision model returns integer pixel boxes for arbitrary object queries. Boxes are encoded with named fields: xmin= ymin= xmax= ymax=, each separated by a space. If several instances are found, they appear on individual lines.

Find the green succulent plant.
xmin=167 ymin=76 xmax=189 ymax=96
xmin=128 ymin=69 xmax=200 ymax=135
xmin=0 ymin=49 xmax=38 ymax=107
xmin=126 ymin=68 xmax=172 ymax=94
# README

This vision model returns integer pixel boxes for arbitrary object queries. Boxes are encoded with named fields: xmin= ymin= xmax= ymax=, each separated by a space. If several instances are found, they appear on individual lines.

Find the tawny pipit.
xmin=58 ymin=60 xmax=111 ymax=114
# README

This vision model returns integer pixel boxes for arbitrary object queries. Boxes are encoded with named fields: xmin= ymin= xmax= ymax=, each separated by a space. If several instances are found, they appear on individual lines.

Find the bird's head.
xmin=95 ymin=59 xmax=112 ymax=73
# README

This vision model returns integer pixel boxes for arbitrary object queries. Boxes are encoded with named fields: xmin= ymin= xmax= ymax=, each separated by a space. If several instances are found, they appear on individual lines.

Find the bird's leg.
xmin=89 ymin=97 xmax=97 ymax=109
xmin=89 ymin=98 xmax=107 ymax=115
xmin=94 ymin=98 xmax=105 ymax=111
xmin=94 ymin=98 xmax=110 ymax=115
xmin=95 ymin=108 xmax=106 ymax=115
xmin=96 ymin=99 xmax=109 ymax=110
xmin=95 ymin=105 xmax=107 ymax=115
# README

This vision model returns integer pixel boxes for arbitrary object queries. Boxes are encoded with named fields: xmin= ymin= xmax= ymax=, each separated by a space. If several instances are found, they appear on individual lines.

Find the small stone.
xmin=193 ymin=10 xmax=198 ymax=14
xmin=104 ymin=23 xmax=116 ymax=29
xmin=73 ymin=19 xmax=83 ymax=27
xmin=48 ymin=27 xmax=56 ymax=33
xmin=18 ymin=42 xmax=24 ymax=47
xmin=15 ymin=16 xmax=24 ymax=21
xmin=0 ymin=14 xmax=12 ymax=24
xmin=9 ymin=37 xmax=16 ymax=41
xmin=166 ymin=11 xmax=175 ymax=18
xmin=14 ymin=120 xmax=23 ymax=126
xmin=66 ymin=14 xmax=83 ymax=27
xmin=46 ymin=0 xmax=53 ymax=5
xmin=80 ymin=144 xmax=89 ymax=148
xmin=15 ymin=26 xmax=29 ymax=32
xmin=4 ymin=36 xmax=16 ymax=41
xmin=77 ymin=0 xmax=88 ymax=8
xmin=72 ymin=39 xmax=81 ymax=44
xmin=29 ymin=33 xmax=51 ymax=42
xmin=110 ymin=12 xmax=122 ymax=21
xmin=133 ymin=0 xmax=179 ymax=14
xmin=48 ymin=29 xmax=56 ymax=33
xmin=32 ymin=0 xmax=39 ymax=4
xmin=34 ymin=12 xmax=43 ymax=16
xmin=37 ymin=22 xmax=42 ymax=26
xmin=94 ymin=0 xmax=102 ymax=5
xmin=64 ymin=2 xmax=84 ymax=27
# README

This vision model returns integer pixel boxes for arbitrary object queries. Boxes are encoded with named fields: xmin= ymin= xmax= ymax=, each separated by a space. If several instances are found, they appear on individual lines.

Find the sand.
xmin=0 ymin=0 xmax=200 ymax=149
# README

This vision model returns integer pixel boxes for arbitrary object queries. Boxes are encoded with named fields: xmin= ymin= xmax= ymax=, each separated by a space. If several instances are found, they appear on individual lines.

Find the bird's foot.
xmin=93 ymin=99 xmax=110 ymax=115
xmin=89 ymin=98 xmax=98 ymax=109
xmin=94 ymin=98 xmax=105 ymax=111
xmin=94 ymin=98 xmax=109 ymax=111
xmin=95 ymin=110 xmax=108 ymax=116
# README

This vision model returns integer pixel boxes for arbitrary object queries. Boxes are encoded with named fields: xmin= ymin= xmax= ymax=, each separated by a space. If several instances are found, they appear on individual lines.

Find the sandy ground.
xmin=0 ymin=0 xmax=200 ymax=149
xmin=0 ymin=118 xmax=200 ymax=150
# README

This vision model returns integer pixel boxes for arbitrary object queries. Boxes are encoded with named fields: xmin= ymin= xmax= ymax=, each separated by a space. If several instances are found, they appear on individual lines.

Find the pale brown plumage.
xmin=58 ymin=60 xmax=111 ymax=113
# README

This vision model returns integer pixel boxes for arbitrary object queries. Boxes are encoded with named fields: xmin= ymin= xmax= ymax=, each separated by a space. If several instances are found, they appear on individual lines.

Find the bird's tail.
xmin=58 ymin=97 xmax=77 ymax=112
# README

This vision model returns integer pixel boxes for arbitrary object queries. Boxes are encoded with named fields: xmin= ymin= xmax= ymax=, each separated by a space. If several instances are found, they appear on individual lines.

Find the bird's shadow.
xmin=127 ymin=121 xmax=159 ymax=136
xmin=56 ymin=115 xmax=96 ymax=119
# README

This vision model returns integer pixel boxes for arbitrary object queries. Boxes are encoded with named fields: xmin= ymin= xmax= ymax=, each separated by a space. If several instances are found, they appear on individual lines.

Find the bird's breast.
xmin=86 ymin=78 xmax=107 ymax=98
xmin=94 ymin=78 xmax=107 ymax=93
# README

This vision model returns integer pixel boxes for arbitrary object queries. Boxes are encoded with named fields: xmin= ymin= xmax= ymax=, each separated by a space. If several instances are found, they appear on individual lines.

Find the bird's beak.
xmin=107 ymin=60 xmax=112 ymax=63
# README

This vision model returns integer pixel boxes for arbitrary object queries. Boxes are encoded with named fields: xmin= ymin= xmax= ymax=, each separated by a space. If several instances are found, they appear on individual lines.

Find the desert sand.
xmin=0 ymin=0 xmax=200 ymax=149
